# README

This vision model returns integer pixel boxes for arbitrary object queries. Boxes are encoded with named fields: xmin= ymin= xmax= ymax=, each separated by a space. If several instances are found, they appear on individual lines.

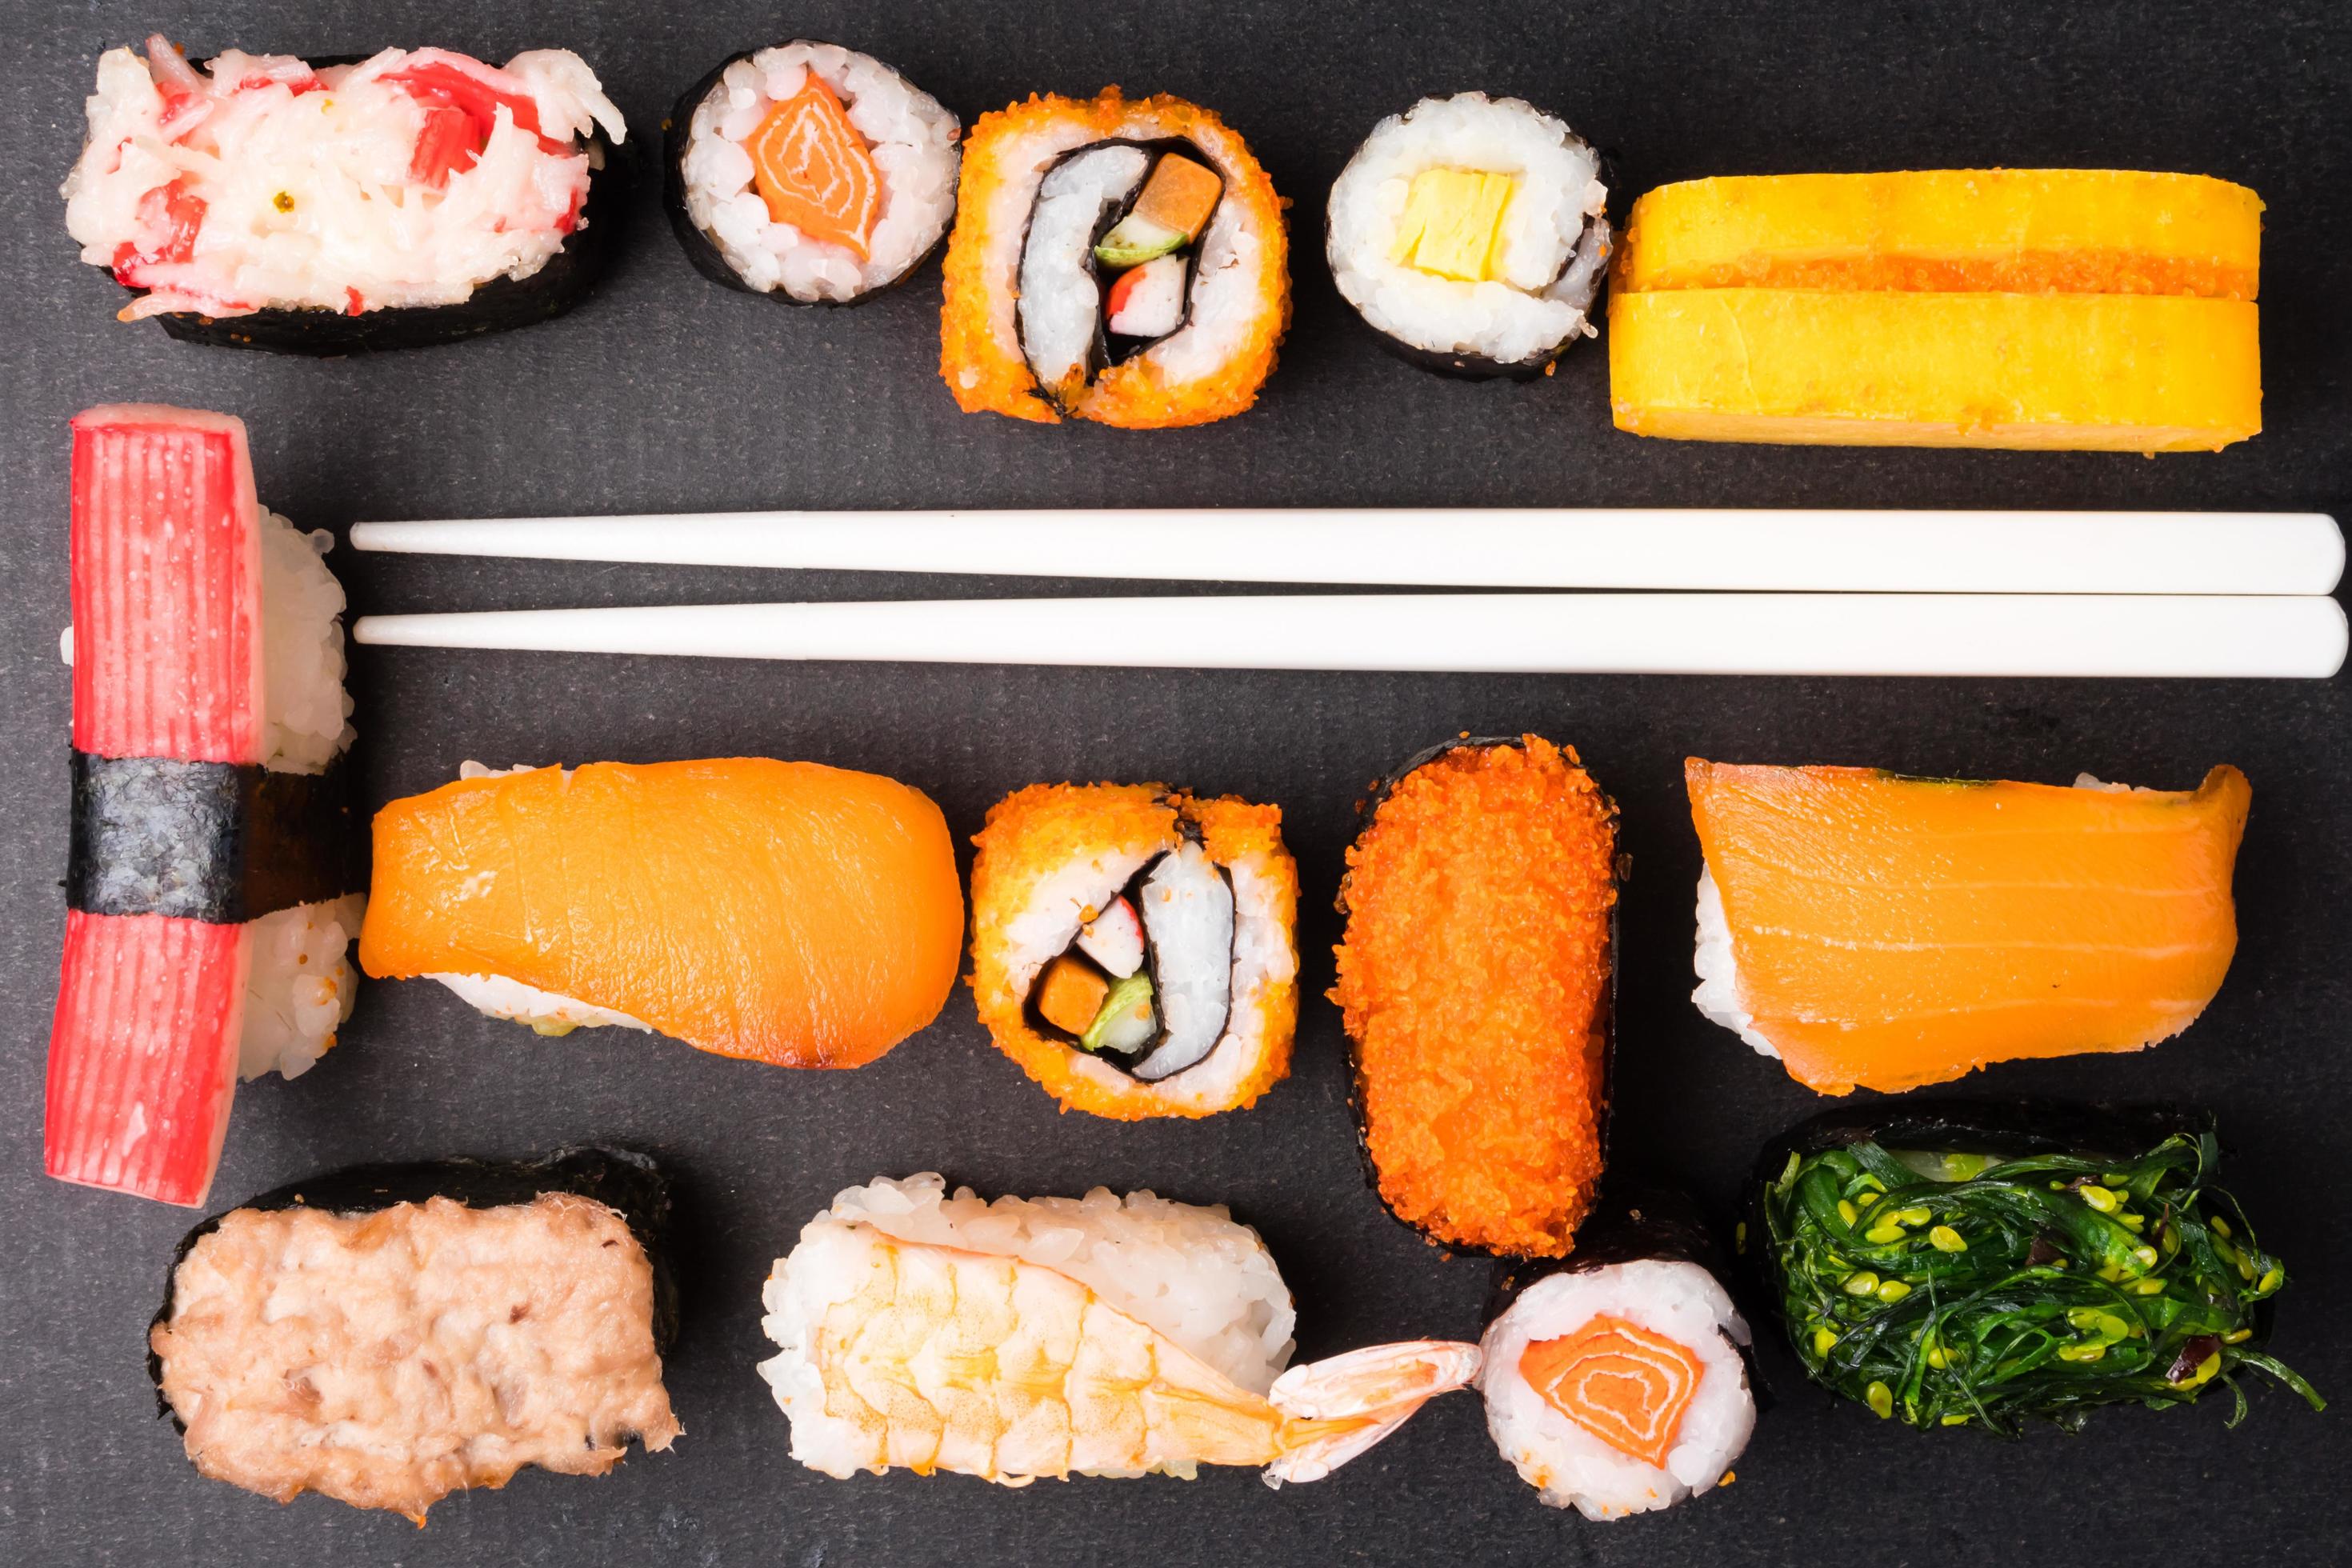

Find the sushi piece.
xmin=666 ymin=41 xmax=959 ymax=303
xmin=969 ymin=782 xmax=1298 ymax=1118
xmin=1331 ymin=737 xmax=1618 ymax=1258
xmin=359 ymin=758 xmax=962 ymax=1066
xmin=940 ymin=88 xmax=1289 ymax=427
xmin=49 ymin=405 xmax=364 ymax=1208
xmin=757 ymin=1174 xmax=1480 ymax=1484
xmin=62 ymin=37 xmax=627 ymax=353
xmin=1478 ymin=1190 xmax=1754 ymax=1518
xmin=1608 ymin=169 xmax=2263 ymax=450
xmin=1326 ymin=93 xmax=1610 ymax=377
xmin=1688 ymin=759 xmax=2251 ymax=1095
xmin=150 ymin=1148 xmax=682 ymax=1518
xmin=1754 ymin=1102 xmax=2322 ymax=1434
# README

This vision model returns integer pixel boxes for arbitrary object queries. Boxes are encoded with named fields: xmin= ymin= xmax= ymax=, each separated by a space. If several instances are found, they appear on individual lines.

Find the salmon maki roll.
xmin=1687 ymin=760 xmax=2251 ymax=1095
xmin=1332 ymin=737 xmax=1618 ymax=1258
xmin=970 ymin=782 xmax=1297 ymax=1118
xmin=360 ymin=758 xmax=962 ymax=1067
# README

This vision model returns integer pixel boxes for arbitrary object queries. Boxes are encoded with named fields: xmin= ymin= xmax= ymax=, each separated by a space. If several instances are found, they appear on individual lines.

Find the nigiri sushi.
xmin=150 ymin=1149 xmax=681 ymax=1518
xmin=1687 ymin=759 xmax=2250 ymax=1095
xmin=49 ymin=405 xmax=364 ymax=1208
xmin=758 ymin=1174 xmax=1480 ymax=1485
xmin=1332 ymin=737 xmax=1618 ymax=1257
xmin=969 ymin=782 xmax=1298 ymax=1118
xmin=359 ymin=758 xmax=962 ymax=1066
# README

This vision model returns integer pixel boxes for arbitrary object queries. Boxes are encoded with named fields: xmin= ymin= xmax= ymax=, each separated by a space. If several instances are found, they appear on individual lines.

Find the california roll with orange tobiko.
xmin=940 ymin=89 xmax=1290 ymax=428
xmin=62 ymin=36 xmax=626 ymax=353
xmin=1332 ymin=737 xmax=1618 ymax=1258
xmin=970 ymin=783 xmax=1298 ymax=1118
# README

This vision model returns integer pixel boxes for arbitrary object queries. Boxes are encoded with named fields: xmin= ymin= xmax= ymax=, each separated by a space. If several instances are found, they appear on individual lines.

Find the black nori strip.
xmin=150 ymin=1148 xmax=680 ymax=1426
xmin=105 ymin=53 xmax=630 ymax=356
xmin=662 ymin=44 xmax=956 ymax=307
xmin=1335 ymin=736 xmax=1622 ymax=1258
xmin=69 ymin=750 xmax=365 ymax=923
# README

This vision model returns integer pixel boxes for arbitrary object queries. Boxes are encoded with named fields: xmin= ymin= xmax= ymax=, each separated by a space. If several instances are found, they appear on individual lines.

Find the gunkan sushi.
xmin=359 ymin=758 xmax=962 ymax=1066
xmin=1688 ymin=759 xmax=2250 ymax=1094
xmin=49 ymin=405 xmax=364 ymax=1207
xmin=62 ymin=36 xmax=626 ymax=353
xmin=1754 ymin=1102 xmax=2321 ymax=1434
xmin=970 ymin=782 xmax=1298 ymax=1118
xmin=940 ymin=88 xmax=1290 ymax=427
xmin=1332 ymin=737 xmax=1618 ymax=1257
xmin=150 ymin=1149 xmax=681 ymax=1518
xmin=1326 ymin=93 xmax=1611 ymax=377
xmin=666 ymin=42 xmax=959 ymax=303
xmin=1478 ymin=1190 xmax=1754 ymax=1518
xmin=758 ymin=1174 xmax=1479 ymax=1485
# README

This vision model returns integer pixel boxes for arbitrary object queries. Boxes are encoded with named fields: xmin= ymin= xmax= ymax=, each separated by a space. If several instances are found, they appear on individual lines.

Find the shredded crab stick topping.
xmin=1688 ymin=760 xmax=2251 ymax=1094
xmin=748 ymin=75 xmax=881 ymax=258
xmin=1519 ymin=1316 xmax=1706 ymax=1470
xmin=49 ymin=407 xmax=265 ymax=1206
xmin=63 ymin=36 xmax=624 ymax=320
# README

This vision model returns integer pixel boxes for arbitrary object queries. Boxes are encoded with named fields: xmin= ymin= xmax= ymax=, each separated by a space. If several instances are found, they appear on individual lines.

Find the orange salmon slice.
xmin=1687 ymin=760 xmax=2250 ymax=1095
xmin=750 ymin=76 xmax=880 ymax=258
xmin=1520 ymin=1315 xmax=1703 ymax=1469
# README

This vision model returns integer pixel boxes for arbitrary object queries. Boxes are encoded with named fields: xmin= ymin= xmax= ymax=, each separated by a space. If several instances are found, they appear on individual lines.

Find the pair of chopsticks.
xmin=349 ymin=509 xmax=2349 ymax=678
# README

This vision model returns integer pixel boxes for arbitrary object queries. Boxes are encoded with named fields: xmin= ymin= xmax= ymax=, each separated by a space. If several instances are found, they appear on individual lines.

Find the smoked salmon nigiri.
xmin=1687 ymin=759 xmax=2251 ymax=1095
xmin=359 ymin=758 xmax=963 ymax=1067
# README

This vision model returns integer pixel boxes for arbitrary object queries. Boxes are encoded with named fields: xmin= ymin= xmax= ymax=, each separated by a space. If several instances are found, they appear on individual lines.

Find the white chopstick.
xmin=352 ymin=594 xmax=2350 ymax=678
xmin=347 ymin=508 xmax=2347 ymax=597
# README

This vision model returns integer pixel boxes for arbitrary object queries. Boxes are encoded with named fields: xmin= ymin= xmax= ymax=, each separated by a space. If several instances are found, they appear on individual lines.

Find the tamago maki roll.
xmin=1327 ymin=93 xmax=1610 ymax=376
xmin=666 ymin=42 xmax=959 ymax=303
xmin=941 ymin=88 xmax=1290 ymax=427
xmin=970 ymin=782 xmax=1298 ymax=1118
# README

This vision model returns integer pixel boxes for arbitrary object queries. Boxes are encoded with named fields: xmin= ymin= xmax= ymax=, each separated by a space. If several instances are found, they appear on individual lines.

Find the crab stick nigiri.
xmin=359 ymin=758 xmax=962 ymax=1067
xmin=1687 ymin=759 xmax=2250 ymax=1095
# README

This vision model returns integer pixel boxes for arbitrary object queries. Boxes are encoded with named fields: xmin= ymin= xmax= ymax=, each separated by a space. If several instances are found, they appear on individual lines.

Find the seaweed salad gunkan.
xmin=1757 ymin=1108 xmax=2322 ymax=1434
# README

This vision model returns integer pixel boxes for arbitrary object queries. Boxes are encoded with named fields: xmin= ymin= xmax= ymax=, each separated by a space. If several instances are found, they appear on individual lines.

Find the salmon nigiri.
xmin=360 ymin=758 xmax=963 ymax=1067
xmin=1686 ymin=759 xmax=2250 ymax=1095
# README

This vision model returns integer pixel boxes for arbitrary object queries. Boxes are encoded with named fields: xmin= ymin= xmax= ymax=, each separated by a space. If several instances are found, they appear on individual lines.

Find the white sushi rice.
xmin=1326 ymin=93 xmax=1609 ymax=366
xmin=239 ymin=893 xmax=364 ymax=1080
xmin=1019 ymin=145 xmax=1150 ymax=389
xmin=64 ymin=45 xmax=625 ymax=319
xmin=1480 ymin=1260 xmax=1754 ymax=1519
xmin=997 ymin=825 xmax=1296 ymax=1114
xmin=1690 ymin=865 xmax=1777 ymax=1059
xmin=762 ymin=1174 xmax=1297 ymax=1400
xmin=679 ymin=42 xmax=958 ymax=302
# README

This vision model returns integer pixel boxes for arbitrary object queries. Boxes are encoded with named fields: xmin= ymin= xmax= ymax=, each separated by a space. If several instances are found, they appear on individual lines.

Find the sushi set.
xmin=18 ymin=12 xmax=2350 ymax=1554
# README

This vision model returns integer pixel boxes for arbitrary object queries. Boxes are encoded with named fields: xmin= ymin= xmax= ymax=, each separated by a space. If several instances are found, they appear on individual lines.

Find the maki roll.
xmin=1332 ymin=737 xmax=1618 ymax=1257
xmin=1754 ymin=1102 xmax=2322 ymax=1434
xmin=150 ymin=1149 xmax=682 ymax=1519
xmin=969 ymin=783 xmax=1298 ymax=1118
xmin=49 ymin=406 xmax=364 ymax=1208
xmin=1326 ymin=94 xmax=1610 ymax=377
xmin=1479 ymin=1191 xmax=1754 ymax=1518
xmin=1687 ymin=758 xmax=2250 ymax=1094
xmin=360 ymin=758 xmax=963 ymax=1066
xmin=940 ymin=88 xmax=1290 ymax=427
xmin=62 ymin=36 xmax=626 ymax=353
xmin=758 ymin=1174 xmax=1479 ymax=1485
xmin=666 ymin=42 xmax=959 ymax=303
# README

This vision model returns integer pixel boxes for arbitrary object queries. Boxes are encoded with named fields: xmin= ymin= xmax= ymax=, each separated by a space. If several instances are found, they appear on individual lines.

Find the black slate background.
xmin=2 ymin=2 xmax=2348 ymax=1564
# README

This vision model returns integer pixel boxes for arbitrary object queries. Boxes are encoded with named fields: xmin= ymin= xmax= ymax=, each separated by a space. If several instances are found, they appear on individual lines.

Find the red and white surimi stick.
xmin=47 ymin=406 xmax=262 ymax=1206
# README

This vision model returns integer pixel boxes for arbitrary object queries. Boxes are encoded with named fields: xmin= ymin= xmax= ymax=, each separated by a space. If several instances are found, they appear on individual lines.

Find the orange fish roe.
xmin=1332 ymin=737 xmax=1617 ymax=1257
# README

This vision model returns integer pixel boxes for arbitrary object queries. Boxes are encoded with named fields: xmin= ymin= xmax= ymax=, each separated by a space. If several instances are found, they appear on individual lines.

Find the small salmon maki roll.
xmin=970 ymin=782 xmax=1297 ymax=1118
xmin=940 ymin=88 xmax=1289 ymax=428
xmin=1332 ymin=737 xmax=1618 ymax=1258
xmin=361 ymin=758 xmax=962 ymax=1067
xmin=1687 ymin=759 xmax=2251 ymax=1095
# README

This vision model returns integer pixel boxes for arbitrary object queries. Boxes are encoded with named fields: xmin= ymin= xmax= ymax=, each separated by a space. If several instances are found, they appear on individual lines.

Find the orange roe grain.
xmin=1331 ymin=737 xmax=1616 ymax=1257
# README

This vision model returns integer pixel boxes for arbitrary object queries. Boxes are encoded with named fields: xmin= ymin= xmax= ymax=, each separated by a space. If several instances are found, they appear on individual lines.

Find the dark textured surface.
xmin=1 ymin=2 xmax=2346 ymax=1564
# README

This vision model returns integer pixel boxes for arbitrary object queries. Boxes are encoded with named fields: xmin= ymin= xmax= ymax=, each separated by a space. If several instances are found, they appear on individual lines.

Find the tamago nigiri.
xmin=1687 ymin=759 xmax=2250 ymax=1094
